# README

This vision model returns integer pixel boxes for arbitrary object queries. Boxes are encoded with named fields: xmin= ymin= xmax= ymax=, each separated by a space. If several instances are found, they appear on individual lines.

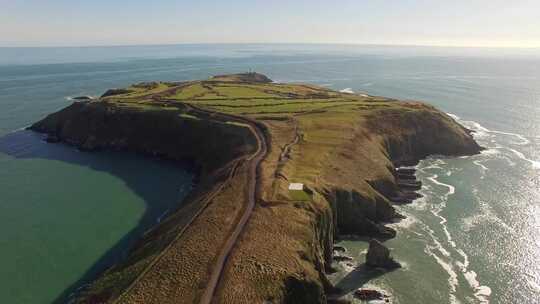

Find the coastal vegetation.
xmin=31 ymin=73 xmax=481 ymax=303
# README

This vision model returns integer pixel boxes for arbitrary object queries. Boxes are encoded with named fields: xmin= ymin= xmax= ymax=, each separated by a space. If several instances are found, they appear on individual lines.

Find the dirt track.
xmin=110 ymin=103 xmax=268 ymax=304
xmin=185 ymin=104 xmax=269 ymax=304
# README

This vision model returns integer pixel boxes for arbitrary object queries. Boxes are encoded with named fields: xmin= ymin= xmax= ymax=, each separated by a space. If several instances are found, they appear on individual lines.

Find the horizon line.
xmin=1 ymin=42 xmax=540 ymax=50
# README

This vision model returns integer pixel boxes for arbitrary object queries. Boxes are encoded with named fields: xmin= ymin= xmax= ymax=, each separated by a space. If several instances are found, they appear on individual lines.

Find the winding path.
xmin=192 ymin=107 xmax=267 ymax=304
xmin=112 ymin=102 xmax=268 ymax=304
xmin=179 ymin=104 xmax=269 ymax=304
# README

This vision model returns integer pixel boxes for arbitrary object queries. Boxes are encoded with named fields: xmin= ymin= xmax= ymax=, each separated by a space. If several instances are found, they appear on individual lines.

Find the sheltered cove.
xmin=31 ymin=73 xmax=481 ymax=303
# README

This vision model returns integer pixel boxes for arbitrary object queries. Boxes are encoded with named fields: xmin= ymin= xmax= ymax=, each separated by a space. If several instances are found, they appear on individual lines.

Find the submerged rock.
xmin=333 ymin=255 xmax=353 ymax=262
xmin=395 ymin=167 xmax=416 ymax=175
xmin=333 ymin=245 xmax=346 ymax=253
xmin=365 ymin=239 xmax=400 ymax=269
xmin=370 ymin=223 xmax=397 ymax=239
xmin=354 ymin=289 xmax=386 ymax=301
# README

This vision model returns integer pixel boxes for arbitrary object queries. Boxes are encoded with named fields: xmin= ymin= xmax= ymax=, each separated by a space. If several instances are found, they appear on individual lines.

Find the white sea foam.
xmin=462 ymin=189 xmax=516 ymax=235
xmin=481 ymin=148 xmax=500 ymax=156
xmin=421 ymin=159 xmax=446 ymax=171
xmin=403 ymin=153 xmax=495 ymax=303
xmin=447 ymin=113 xmax=461 ymax=121
xmin=8 ymin=125 xmax=31 ymax=134
xmin=448 ymin=113 xmax=524 ymax=146
xmin=455 ymin=249 xmax=469 ymax=269
xmin=423 ymin=169 xmax=493 ymax=303
xmin=425 ymin=245 xmax=459 ymax=303
xmin=65 ymin=95 xmax=96 ymax=101
xmin=454 ymin=247 xmax=492 ymax=303
xmin=411 ymin=190 xmax=429 ymax=211
xmin=339 ymin=88 xmax=354 ymax=94
xmin=428 ymin=180 xmax=457 ymax=249
xmin=448 ymin=113 xmax=538 ymax=169
xmin=417 ymin=215 xmax=458 ymax=301
xmin=390 ymin=210 xmax=418 ymax=230
xmin=427 ymin=174 xmax=455 ymax=197
xmin=473 ymin=160 xmax=489 ymax=171
xmin=475 ymin=285 xmax=492 ymax=300
xmin=490 ymin=130 xmax=530 ymax=145
xmin=463 ymin=270 xmax=492 ymax=303
xmin=425 ymin=173 xmax=457 ymax=248
xmin=505 ymin=147 xmax=540 ymax=169
xmin=526 ymin=278 xmax=540 ymax=294
xmin=423 ymin=164 xmax=443 ymax=170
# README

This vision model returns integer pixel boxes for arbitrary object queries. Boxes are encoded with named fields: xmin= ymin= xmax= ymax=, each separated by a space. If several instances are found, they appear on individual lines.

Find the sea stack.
xmin=365 ymin=239 xmax=401 ymax=269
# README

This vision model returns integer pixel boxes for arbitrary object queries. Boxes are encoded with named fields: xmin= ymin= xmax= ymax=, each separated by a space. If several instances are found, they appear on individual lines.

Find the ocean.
xmin=0 ymin=44 xmax=538 ymax=303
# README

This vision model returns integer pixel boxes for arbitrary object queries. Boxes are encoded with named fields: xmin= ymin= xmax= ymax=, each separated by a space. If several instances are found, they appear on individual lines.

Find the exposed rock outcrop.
xmin=333 ymin=255 xmax=353 ymax=262
xmin=333 ymin=245 xmax=346 ymax=253
xmin=326 ymin=188 xmax=397 ymax=239
xmin=365 ymin=239 xmax=400 ymax=269
xmin=28 ymin=76 xmax=482 ymax=304
xmin=354 ymin=289 xmax=387 ymax=301
xmin=30 ymin=101 xmax=256 ymax=175
xmin=367 ymin=104 xmax=482 ymax=166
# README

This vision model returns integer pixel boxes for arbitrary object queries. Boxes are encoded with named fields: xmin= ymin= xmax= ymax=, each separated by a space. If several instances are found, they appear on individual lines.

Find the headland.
xmin=31 ymin=73 xmax=481 ymax=303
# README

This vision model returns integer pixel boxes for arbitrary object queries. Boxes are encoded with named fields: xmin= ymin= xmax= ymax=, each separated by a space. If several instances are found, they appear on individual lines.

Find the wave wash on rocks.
xmin=30 ymin=73 xmax=481 ymax=304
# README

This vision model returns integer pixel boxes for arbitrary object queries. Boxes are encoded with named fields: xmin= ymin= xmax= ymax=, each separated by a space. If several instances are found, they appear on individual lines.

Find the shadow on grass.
xmin=0 ymin=130 xmax=195 ymax=304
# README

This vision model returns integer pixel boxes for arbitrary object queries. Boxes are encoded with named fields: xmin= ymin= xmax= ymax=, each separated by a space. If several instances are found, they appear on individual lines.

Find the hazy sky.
xmin=1 ymin=0 xmax=539 ymax=47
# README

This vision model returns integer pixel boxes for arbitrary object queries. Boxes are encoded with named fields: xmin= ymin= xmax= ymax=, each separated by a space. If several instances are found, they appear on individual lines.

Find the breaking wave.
xmin=415 ymin=160 xmax=492 ymax=304
xmin=449 ymin=113 xmax=539 ymax=170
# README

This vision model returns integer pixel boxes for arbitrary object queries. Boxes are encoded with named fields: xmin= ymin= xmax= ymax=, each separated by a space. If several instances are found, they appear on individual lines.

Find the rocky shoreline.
xmin=29 ymin=74 xmax=482 ymax=303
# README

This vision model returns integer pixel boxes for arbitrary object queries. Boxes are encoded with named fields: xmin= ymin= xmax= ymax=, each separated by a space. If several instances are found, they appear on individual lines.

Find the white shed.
xmin=288 ymin=183 xmax=304 ymax=191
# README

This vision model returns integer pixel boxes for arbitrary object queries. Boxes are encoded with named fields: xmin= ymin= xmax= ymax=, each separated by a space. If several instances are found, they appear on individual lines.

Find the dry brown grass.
xmin=212 ymin=101 xmax=478 ymax=303
xmin=116 ymin=164 xmax=251 ymax=304
xmin=55 ymin=74 xmax=479 ymax=303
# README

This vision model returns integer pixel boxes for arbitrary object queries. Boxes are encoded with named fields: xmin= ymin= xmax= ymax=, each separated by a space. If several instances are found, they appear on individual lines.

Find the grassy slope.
xmin=32 ymin=73 xmax=480 ymax=303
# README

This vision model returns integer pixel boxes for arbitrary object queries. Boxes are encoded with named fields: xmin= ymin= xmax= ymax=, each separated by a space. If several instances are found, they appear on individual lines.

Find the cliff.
xmin=214 ymin=101 xmax=480 ymax=303
xmin=30 ymin=101 xmax=256 ymax=176
xmin=30 ymin=73 xmax=481 ymax=303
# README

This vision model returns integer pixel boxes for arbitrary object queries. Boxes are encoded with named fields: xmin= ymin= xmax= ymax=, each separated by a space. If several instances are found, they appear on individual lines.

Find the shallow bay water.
xmin=0 ymin=44 xmax=538 ymax=303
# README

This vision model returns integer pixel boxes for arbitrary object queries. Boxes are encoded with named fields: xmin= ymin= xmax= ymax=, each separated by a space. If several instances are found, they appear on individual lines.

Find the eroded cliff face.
xmin=368 ymin=104 xmax=482 ymax=166
xmin=30 ymin=101 xmax=257 ymax=175
xmin=30 ymin=100 xmax=259 ymax=303
xmin=215 ymin=103 xmax=481 ymax=303
xmin=317 ymin=105 xmax=481 ymax=298
xmin=29 ymin=96 xmax=481 ymax=304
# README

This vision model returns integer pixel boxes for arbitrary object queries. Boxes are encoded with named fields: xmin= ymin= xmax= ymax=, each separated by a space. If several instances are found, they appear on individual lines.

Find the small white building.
xmin=288 ymin=183 xmax=304 ymax=191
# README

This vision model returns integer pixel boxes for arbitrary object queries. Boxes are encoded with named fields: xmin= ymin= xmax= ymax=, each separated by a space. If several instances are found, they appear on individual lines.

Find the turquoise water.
xmin=1 ymin=44 xmax=539 ymax=303
xmin=0 ymin=133 xmax=193 ymax=303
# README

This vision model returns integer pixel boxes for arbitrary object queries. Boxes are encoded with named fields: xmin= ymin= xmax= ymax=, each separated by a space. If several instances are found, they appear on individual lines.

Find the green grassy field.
xmin=99 ymin=76 xmax=390 ymax=116
xmin=62 ymin=73 xmax=479 ymax=304
xmin=95 ymin=74 xmax=398 ymax=191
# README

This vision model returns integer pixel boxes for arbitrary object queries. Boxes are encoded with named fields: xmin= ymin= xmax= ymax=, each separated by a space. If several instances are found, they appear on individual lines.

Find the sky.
xmin=1 ymin=0 xmax=539 ymax=48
